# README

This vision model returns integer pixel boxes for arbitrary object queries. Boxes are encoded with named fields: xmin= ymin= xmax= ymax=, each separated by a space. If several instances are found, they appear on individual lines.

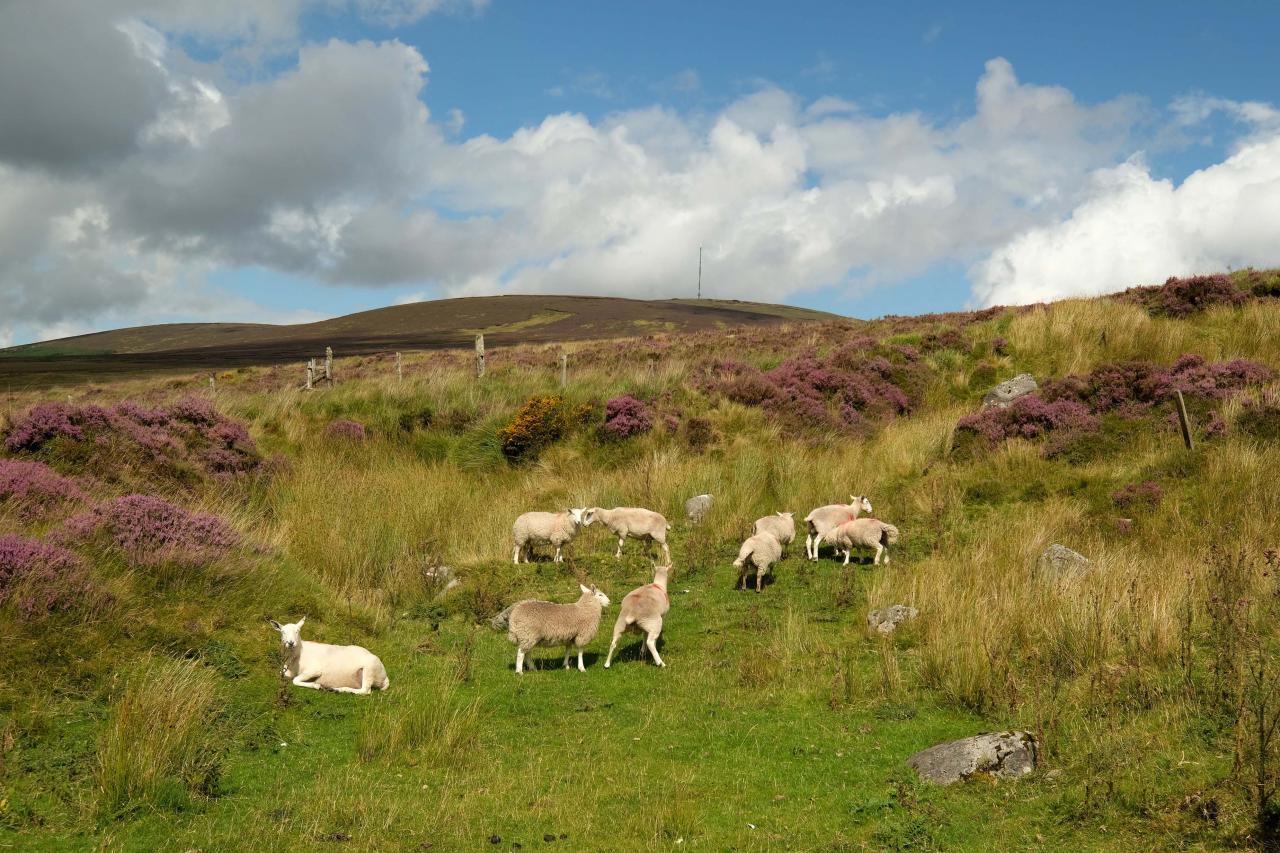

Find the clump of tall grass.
xmin=95 ymin=657 xmax=227 ymax=818
xmin=357 ymin=674 xmax=480 ymax=766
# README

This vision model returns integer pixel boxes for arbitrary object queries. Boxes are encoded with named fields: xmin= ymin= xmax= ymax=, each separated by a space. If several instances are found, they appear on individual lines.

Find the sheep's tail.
xmin=490 ymin=602 xmax=522 ymax=630
xmin=881 ymin=524 xmax=900 ymax=546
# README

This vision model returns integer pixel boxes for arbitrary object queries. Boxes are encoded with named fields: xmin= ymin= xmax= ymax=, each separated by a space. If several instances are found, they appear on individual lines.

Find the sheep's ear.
xmin=297 ymin=616 xmax=305 ymax=627
xmin=267 ymin=618 xmax=282 ymax=631
xmin=580 ymin=583 xmax=591 ymax=594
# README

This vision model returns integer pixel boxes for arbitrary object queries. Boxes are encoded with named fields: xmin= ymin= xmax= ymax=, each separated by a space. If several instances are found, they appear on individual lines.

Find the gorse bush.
xmin=95 ymin=657 xmax=227 ymax=817
xmin=0 ymin=459 xmax=84 ymax=519
xmin=61 ymin=494 xmax=239 ymax=567
xmin=602 ymin=395 xmax=653 ymax=440
xmin=497 ymin=395 xmax=591 ymax=463
xmin=0 ymin=533 xmax=98 ymax=620
xmin=3 ymin=397 xmax=260 ymax=484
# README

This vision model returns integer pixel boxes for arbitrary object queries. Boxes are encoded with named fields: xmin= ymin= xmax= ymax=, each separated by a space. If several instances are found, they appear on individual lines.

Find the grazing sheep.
xmin=733 ymin=532 xmax=783 ymax=592
xmin=585 ymin=507 xmax=671 ymax=563
xmin=804 ymin=495 xmax=873 ymax=560
xmin=753 ymin=511 xmax=796 ymax=552
xmin=512 ymin=508 xmax=587 ymax=564
xmin=829 ymin=517 xmax=900 ymax=565
xmin=685 ymin=493 xmax=713 ymax=523
xmin=604 ymin=563 xmax=671 ymax=668
xmin=498 ymin=584 xmax=611 ymax=673
xmin=268 ymin=617 xmax=389 ymax=694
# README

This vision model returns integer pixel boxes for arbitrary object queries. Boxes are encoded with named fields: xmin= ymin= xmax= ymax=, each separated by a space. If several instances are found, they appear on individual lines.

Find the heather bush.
xmin=0 ymin=459 xmax=85 ymax=519
xmin=602 ymin=395 xmax=653 ymax=440
xmin=954 ymin=394 xmax=1098 ymax=455
xmin=326 ymin=419 xmax=368 ymax=441
xmin=1121 ymin=273 xmax=1249 ymax=317
xmin=1041 ymin=354 xmax=1273 ymax=415
xmin=1112 ymin=480 xmax=1164 ymax=510
xmin=62 ymin=494 xmax=239 ymax=567
xmin=683 ymin=416 xmax=716 ymax=452
xmin=0 ymin=534 xmax=97 ymax=620
xmin=2 ymin=398 xmax=260 ymax=483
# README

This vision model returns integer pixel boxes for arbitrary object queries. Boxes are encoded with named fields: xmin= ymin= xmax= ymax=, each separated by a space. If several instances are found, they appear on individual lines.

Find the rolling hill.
xmin=0 ymin=294 xmax=843 ymax=386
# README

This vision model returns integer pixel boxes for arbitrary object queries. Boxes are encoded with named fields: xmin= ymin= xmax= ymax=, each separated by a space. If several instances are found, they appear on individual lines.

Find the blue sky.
xmin=2 ymin=0 xmax=1280 ymax=344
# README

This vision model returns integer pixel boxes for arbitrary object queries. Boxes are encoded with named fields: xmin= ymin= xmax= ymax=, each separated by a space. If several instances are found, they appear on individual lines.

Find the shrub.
xmin=955 ymin=395 xmax=1099 ymax=450
xmin=1237 ymin=391 xmax=1280 ymax=442
xmin=0 ymin=534 xmax=98 ymax=620
xmin=397 ymin=407 xmax=433 ymax=433
xmin=602 ymin=395 xmax=653 ymax=440
xmin=1121 ymin=273 xmax=1249 ymax=317
xmin=498 ymin=395 xmax=577 ymax=463
xmin=62 ymin=494 xmax=238 ymax=567
xmin=95 ymin=657 xmax=227 ymax=816
xmin=684 ymin=416 xmax=716 ymax=451
xmin=0 ymin=459 xmax=84 ymax=519
xmin=326 ymin=419 xmax=367 ymax=441
xmin=1040 ymin=355 xmax=1273 ymax=415
xmin=1111 ymin=481 xmax=1164 ymax=510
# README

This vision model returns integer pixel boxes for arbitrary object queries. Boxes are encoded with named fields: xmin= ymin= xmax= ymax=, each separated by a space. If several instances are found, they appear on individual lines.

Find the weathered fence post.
xmin=324 ymin=346 xmax=333 ymax=383
xmin=305 ymin=359 xmax=315 ymax=391
xmin=208 ymin=374 xmax=216 ymax=396
xmin=559 ymin=352 xmax=568 ymax=388
xmin=1174 ymin=390 xmax=1194 ymax=450
xmin=475 ymin=334 xmax=486 ymax=378
xmin=395 ymin=351 xmax=403 ymax=382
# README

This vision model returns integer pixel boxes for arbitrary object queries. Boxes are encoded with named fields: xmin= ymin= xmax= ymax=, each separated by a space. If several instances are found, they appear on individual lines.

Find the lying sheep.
xmin=493 ymin=584 xmax=611 ymax=673
xmin=753 ymin=511 xmax=796 ymax=553
xmin=604 ymin=563 xmax=671 ymax=668
xmin=585 ymin=506 xmax=671 ymax=563
xmin=268 ymin=617 xmax=389 ymax=694
xmin=804 ymin=495 xmax=873 ymax=560
xmin=829 ymin=517 xmax=900 ymax=565
xmin=685 ymin=493 xmax=713 ymax=523
xmin=512 ymin=508 xmax=587 ymax=564
xmin=733 ymin=532 xmax=783 ymax=592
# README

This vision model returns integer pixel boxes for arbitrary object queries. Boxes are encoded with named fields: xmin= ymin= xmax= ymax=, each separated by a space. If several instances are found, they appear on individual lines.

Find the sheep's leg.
xmin=563 ymin=647 xmax=573 ymax=669
xmin=291 ymin=673 xmax=325 ymax=690
xmin=804 ymin=534 xmax=813 ymax=560
xmin=576 ymin=649 xmax=586 ymax=672
xmin=661 ymin=541 xmax=671 ymax=565
xmin=604 ymin=624 xmax=625 ymax=669
xmin=553 ymin=545 xmax=562 ymax=563
xmin=756 ymin=566 xmax=764 ymax=592
xmin=516 ymin=648 xmax=525 ymax=674
xmin=843 ymin=547 xmax=851 ymax=566
xmin=812 ymin=535 xmax=823 ymax=561
xmin=332 ymin=669 xmax=373 ymax=695
xmin=873 ymin=543 xmax=883 ymax=565
xmin=646 ymin=631 xmax=665 ymax=667
xmin=615 ymin=537 xmax=625 ymax=559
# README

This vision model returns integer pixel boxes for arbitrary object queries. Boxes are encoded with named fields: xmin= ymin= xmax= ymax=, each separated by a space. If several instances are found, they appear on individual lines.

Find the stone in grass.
xmin=866 ymin=605 xmax=918 ymax=635
xmin=685 ymin=493 xmax=713 ymax=523
xmin=1036 ymin=543 xmax=1092 ymax=580
xmin=981 ymin=373 xmax=1038 ymax=409
xmin=908 ymin=731 xmax=1038 ymax=785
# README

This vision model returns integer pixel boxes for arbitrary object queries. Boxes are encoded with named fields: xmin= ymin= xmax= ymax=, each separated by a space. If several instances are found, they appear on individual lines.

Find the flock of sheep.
xmin=267 ymin=496 xmax=900 ymax=689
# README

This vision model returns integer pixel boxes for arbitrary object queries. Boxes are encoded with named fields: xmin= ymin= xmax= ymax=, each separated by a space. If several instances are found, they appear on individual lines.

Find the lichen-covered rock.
xmin=907 ymin=731 xmax=1038 ymax=785
xmin=1036 ymin=543 xmax=1092 ymax=580
xmin=685 ymin=493 xmax=713 ymax=522
xmin=867 ymin=604 xmax=918 ymax=635
xmin=982 ymin=373 xmax=1038 ymax=409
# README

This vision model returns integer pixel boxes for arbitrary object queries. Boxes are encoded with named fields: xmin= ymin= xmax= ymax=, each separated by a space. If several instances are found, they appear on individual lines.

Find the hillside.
xmin=0 ymin=294 xmax=843 ymax=387
xmin=4 ymin=270 xmax=1280 ymax=849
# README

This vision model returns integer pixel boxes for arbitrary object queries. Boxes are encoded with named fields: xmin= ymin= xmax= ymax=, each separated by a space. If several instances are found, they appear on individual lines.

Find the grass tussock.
xmin=356 ymin=675 xmax=481 ymax=766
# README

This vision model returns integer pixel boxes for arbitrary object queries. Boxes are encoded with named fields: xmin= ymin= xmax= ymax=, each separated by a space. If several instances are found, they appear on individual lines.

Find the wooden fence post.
xmin=208 ymin=374 xmax=216 ymax=396
xmin=1174 ymin=390 xmax=1194 ymax=450
xmin=475 ymin=334 xmax=485 ymax=378
xmin=559 ymin=352 xmax=568 ymax=388
xmin=305 ymin=359 xmax=315 ymax=391
xmin=395 ymin=351 xmax=403 ymax=382
xmin=324 ymin=346 xmax=333 ymax=383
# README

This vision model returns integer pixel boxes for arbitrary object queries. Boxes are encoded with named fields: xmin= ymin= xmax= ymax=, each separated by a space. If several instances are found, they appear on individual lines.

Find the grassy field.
xmin=4 ymin=272 xmax=1280 ymax=850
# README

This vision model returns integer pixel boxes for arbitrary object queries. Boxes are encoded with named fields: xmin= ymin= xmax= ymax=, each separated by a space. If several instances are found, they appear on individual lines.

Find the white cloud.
xmin=972 ymin=136 xmax=1280 ymax=306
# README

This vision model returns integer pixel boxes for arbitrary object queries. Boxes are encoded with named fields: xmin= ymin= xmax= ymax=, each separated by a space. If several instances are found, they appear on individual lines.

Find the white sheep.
xmin=685 ymin=493 xmax=713 ymax=523
xmin=733 ymin=532 xmax=783 ymax=592
xmin=268 ymin=617 xmax=389 ymax=694
xmin=494 ymin=584 xmax=611 ymax=673
xmin=585 ymin=506 xmax=671 ymax=563
xmin=752 ymin=511 xmax=796 ymax=552
xmin=829 ymin=517 xmax=900 ymax=565
xmin=604 ymin=563 xmax=671 ymax=668
xmin=804 ymin=495 xmax=873 ymax=560
xmin=512 ymin=508 xmax=587 ymax=564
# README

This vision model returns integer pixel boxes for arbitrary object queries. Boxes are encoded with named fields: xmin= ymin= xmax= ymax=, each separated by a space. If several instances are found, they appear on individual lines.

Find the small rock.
xmin=866 ymin=604 xmax=919 ymax=635
xmin=488 ymin=836 xmax=501 ymax=845
xmin=907 ymin=731 xmax=1039 ymax=785
xmin=685 ymin=493 xmax=713 ymax=522
xmin=544 ymin=834 xmax=556 ymax=843
xmin=1036 ymin=544 xmax=1092 ymax=580
xmin=982 ymin=373 xmax=1038 ymax=409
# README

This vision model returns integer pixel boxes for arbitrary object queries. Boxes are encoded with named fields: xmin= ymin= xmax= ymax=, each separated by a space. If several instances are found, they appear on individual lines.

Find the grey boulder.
xmin=867 ymin=605 xmax=919 ymax=635
xmin=685 ymin=493 xmax=713 ymax=522
xmin=908 ymin=731 xmax=1039 ymax=785
xmin=982 ymin=373 xmax=1038 ymax=409
xmin=1036 ymin=544 xmax=1092 ymax=580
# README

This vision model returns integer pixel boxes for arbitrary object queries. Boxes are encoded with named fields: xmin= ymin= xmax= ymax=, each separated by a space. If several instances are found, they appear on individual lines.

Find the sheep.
xmin=752 ymin=511 xmax=796 ymax=553
xmin=512 ymin=508 xmax=587 ymax=564
xmin=829 ymin=517 xmax=900 ymax=565
xmin=267 ymin=617 xmax=389 ymax=694
xmin=685 ymin=493 xmax=713 ymax=523
xmin=585 ymin=506 xmax=671 ymax=563
xmin=804 ymin=495 xmax=873 ymax=560
xmin=495 ymin=584 xmax=611 ymax=673
xmin=604 ymin=563 xmax=671 ymax=668
xmin=733 ymin=532 xmax=783 ymax=592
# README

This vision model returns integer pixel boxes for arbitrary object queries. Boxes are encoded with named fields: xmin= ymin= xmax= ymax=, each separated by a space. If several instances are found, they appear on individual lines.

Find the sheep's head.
xmin=652 ymin=562 xmax=671 ymax=585
xmin=580 ymin=583 xmax=610 ymax=607
xmin=268 ymin=616 xmax=305 ymax=650
xmin=581 ymin=508 xmax=599 ymax=527
xmin=568 ymin=507 xmax=586 ymax=526
xmin=851 ymin=495 xmax=873 ymax=515
xmin=776 ymin=511 xmax=793 ymax=520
